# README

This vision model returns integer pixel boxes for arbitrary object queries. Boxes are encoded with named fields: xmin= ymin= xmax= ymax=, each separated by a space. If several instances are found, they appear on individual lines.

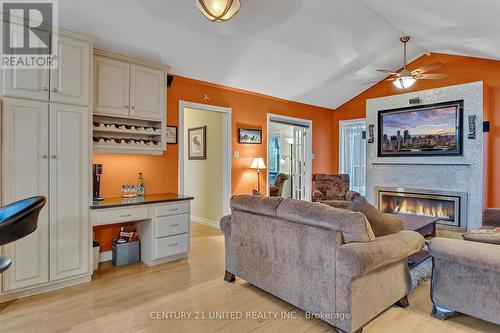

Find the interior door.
xmin=129 ymin=64 xmax=164 ymax=120
xmin=94 ymin=56 xmax=130 ymax=116
xmin=2 ymin=28 xmax=50 ymax=101
xmin=292 ymin=127 xmax=307 ymax=200
xmin=49 ymin=103 xmax=90 ymax=281
xmin=1 ymin=98 xmax=50 ymax=291
xmin=50 ymin=35 xmax=90 ymax=106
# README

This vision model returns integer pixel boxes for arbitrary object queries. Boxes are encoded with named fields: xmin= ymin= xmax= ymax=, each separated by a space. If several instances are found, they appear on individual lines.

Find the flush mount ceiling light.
xmin=197 ymin=0 xmax=241 ymax=22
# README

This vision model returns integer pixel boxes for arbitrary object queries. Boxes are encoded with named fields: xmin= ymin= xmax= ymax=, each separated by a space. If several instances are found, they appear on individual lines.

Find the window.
xmin=340 ymin=119 xmax=366 ymax=195
xmin=268 ymin=133 xmax=281 ymax=184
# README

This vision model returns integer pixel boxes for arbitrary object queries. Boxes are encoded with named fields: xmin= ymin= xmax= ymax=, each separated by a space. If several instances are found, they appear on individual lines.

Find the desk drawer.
xmin=151 ymin=202 xmax=189 ymax=217
xmin=154 ymin=214 xmax=189 ymax=238
xmin=94 ymin=206 xmax=149 ymax=226
xmin=153 ymin=234 xmax=189 ymax=259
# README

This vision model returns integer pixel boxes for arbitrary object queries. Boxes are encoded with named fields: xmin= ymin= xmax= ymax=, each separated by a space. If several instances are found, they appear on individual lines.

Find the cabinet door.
xmin=2 ymin=98 xmax=50 ymax=292
xmin=129 ymin=64 xmax=164 ymax=120
xmin=1 ymin=27 xmax=50 ymax=101
xmin=49 ymin=103 xmax=90 ymax=281
xmin=94 ymin=56 xmax=130 ymax=116
xmin=50 ymin=35 xmax=90 ymax=106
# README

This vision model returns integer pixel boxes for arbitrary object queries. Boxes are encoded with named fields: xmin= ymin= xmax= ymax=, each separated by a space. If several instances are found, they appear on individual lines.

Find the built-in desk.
xmin=90 ymin=193 xmax=194 ymax=266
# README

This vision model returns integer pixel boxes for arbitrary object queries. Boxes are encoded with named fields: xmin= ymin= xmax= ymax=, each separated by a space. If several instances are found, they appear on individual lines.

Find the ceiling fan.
xmin=375 ymin=36 xmax=448 ymax=89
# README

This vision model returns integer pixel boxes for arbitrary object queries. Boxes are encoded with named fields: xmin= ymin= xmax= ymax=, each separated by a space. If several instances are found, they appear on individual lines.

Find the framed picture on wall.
xmin=188 ymin=126 xmax=206 ymax=160
xmin=165 ymin=125 xmax=177 ymax=144
xmin=238 ymin=128 xmax=262 ymax=144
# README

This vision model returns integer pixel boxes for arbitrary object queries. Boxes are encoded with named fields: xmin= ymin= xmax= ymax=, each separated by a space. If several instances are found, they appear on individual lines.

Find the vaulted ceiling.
xmin=59 ymin=0 xmax=499 ymax=109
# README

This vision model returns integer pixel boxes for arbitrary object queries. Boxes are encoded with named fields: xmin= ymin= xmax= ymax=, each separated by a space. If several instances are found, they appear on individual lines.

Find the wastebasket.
xmin=93 ymin=241 xmax=100 ymax=270
xmin=112 ymin=238 xmax=140 ymax=266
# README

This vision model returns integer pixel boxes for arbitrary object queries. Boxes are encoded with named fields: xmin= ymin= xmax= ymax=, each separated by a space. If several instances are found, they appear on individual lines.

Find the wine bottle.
xmin=137 ymin=173 xmax=145 ymax=197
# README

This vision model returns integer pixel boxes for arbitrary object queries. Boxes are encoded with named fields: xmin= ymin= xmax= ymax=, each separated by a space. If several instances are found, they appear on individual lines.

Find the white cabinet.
xmin=130 ymin=64 xmax=164 ymax=120
xmin=94 ymin=56 xmax=130 ymax=116
xmin=2 ymin=33 xmax=92 ymax=106
xmin=1 ymin=98 xmax=50 ymax=291
xmin=50 ymin=36 xmax=91 ymax=106
xmin=49 ymin=103 xmax=90 ymax=281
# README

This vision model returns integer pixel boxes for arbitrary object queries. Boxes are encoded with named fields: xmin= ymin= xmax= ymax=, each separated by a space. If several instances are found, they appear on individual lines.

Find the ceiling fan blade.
xmin=411 ymin=62 xmax=443 ymax=75
xmin=417 ymin=73 xmax=448 ymax=80
xmin=376 ymin=69 xmax=400 ymax=75
xmin=385 ymin=77 xmax=397 ymax=81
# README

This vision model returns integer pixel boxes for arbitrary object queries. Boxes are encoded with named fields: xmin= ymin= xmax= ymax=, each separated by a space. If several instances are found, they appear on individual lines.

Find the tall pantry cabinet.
xmin=0 ymin=31 xmax=96 ymax=299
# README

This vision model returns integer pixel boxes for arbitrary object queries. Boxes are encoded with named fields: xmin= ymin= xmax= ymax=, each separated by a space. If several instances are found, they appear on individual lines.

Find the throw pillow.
xmin=347 ymin=196 xmax=404 ymax=237
xmin=462 ymin=227 xmax=500 ymax=245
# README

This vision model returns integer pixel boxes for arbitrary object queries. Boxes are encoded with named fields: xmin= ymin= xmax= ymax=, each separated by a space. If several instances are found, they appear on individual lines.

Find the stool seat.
xmin=0 ymin=255 xmax=12 ymax=273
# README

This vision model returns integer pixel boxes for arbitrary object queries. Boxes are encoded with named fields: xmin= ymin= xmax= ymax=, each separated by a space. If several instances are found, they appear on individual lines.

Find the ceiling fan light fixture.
xmin=197 ymin=0 xmax=240 ymax=22
xmin=393 ymin=76 xmax=416 ymax=89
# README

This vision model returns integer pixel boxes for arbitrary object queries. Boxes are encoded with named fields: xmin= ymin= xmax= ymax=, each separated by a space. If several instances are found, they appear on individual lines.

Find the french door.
xmin=292 ymin=127 xmax=307 ymax=200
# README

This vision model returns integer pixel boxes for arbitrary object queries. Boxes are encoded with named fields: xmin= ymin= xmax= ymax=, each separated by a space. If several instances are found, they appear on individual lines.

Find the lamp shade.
xmin=250 ymin=157 xmax=266 ymax=170
xmin=197 ymin=0 xmax=241 ymax=22
xmin=393 ymin=76 xmax=416 ymax=89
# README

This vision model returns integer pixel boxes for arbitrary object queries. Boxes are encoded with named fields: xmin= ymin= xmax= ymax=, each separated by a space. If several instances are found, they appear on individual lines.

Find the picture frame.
xmin=165 ymin=125 xmax=177 ymax=144
xmin=188 ymin=126 xmax=207 ymax=160
xmin=238 ymin=128 xmax=262 ymax=144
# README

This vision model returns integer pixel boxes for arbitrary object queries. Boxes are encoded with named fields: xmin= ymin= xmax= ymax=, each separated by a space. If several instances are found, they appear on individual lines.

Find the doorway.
xmin=178 ymin=101 xmax=231 ymax=229
xmin=267 ymin=114 xmax=312 ymax=201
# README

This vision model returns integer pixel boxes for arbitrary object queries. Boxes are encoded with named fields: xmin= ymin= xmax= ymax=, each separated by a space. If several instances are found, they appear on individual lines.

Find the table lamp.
xmin=250 ymin=157 xmax=266 ymax=193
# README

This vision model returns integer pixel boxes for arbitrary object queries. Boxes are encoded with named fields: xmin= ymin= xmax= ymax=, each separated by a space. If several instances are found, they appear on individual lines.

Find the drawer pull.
xmin=169 ymin=242 xmax=178 ymax=247
xmin=169 ymin=208 xmax=179 ymax=212
xmin=120 ymin=214 xmax=132 ymax=218
xmin=169 ymin=223 xmax=179 ymax=227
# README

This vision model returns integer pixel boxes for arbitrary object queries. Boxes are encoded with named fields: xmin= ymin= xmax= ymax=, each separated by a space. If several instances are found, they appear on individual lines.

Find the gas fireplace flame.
xmin=393 ymin=199 xmax=452 ymax=219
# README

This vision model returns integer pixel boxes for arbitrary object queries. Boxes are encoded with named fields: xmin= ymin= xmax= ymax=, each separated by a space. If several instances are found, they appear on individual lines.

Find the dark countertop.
xmin=90 ymin=193 xmax=194 ymax=210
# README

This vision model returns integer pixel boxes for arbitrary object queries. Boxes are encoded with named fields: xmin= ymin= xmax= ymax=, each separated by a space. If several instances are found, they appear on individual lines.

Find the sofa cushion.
xmin=347 ymin=196 xmax=404 ymax=237
xmin=230 ymin=195 xmax=282 ymax=217
xmin=314 ymin=174 xmax=349 ymax=200
xmin=462 ymin=227 xmax=500 ymax=245
xmin=277 ymin=198 xmax=376 ymax=243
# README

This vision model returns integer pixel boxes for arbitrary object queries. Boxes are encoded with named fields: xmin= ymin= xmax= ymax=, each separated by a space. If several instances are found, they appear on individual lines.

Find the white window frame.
xmin=339 ymin=118 xmax=367 ymax=196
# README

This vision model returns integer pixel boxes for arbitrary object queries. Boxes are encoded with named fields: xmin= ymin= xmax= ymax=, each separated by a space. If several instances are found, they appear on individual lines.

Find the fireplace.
xmin=376 ymin=187 xmax=466 ymax=227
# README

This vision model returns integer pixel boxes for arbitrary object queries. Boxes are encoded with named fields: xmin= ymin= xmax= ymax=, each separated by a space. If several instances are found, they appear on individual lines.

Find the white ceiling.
xmin=59 ymin=0 xmax=500 ymax=109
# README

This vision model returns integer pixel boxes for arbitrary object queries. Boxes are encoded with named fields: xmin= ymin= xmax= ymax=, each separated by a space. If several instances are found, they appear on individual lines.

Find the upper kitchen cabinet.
xmin=93 ymin=49 xmax=168 ymax=121
xmin=2 ymin=30 xmax=95 ymax=106
xmin=129 ymin=64 xmax=165 ymax=120
xmin=50 ymin=35 xmax=91 ymax=106
xmin=94 ymin=56 xmax=130 ymax=117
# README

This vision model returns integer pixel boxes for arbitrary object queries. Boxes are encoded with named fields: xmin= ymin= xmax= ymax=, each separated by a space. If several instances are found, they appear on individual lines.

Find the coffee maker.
xmin=93 ymin=164 xmax=104 ymax=201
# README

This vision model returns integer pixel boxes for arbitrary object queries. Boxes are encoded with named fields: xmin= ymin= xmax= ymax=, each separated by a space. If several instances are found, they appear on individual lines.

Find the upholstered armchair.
xmin=269 ymin=173 xmax=289 ymax=197
xmin=312 ymin=174 xmax=360 ymax=209
xmin=483 ymin=208 xmax=500 ymax=227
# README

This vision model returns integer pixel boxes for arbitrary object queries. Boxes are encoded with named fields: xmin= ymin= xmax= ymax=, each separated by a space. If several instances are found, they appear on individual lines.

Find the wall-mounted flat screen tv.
xmin=378 ymin=100 xmax=463 ymax=157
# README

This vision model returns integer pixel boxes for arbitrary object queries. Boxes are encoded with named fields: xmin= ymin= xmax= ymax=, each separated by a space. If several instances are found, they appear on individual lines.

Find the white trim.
xmin=98 ymin=250 xmax=112 ymax=263
xmin=191 ymin=216 xmax=221 ymax=230
xmin=339 ymin=118 xmax=366 ymax=173
xmin=178 ymin=101 xmax=232 ymax=216
xmin=266 ymin=113 xmax=313 ymax=201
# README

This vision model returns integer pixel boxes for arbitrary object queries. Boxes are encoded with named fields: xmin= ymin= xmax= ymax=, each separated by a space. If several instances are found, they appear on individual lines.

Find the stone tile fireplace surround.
xmin=365 ymin=81 xmax=485 ymax=230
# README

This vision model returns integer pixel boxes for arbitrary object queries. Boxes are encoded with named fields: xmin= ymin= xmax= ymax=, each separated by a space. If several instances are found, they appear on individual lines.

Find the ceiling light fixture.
xmin=393 ymin=76 xmax=416 ymax=89
xmin=197 ymin=0 xmax=241 ymax=22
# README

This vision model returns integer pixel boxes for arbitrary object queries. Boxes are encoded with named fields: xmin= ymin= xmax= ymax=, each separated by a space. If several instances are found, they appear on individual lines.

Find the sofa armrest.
xmin=220 ymin=215 xmax=231 ymax=237
xmin=429 ymin=237 xmax=500 ymax=273
xmin=337 ymin=230 xmax=424 ymax=277
xmin=312 ymin=190 xmax=323 ymax=202
xmin=346 ymin=190 xmax=361 ymax=202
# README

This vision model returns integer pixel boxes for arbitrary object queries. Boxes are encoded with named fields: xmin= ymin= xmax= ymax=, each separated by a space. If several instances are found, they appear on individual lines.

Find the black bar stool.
xmin=0 ymin=196 xmax=46 ymax=273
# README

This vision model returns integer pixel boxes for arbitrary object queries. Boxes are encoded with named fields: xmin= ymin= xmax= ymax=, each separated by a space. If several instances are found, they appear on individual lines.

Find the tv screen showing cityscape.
xmin=378 ymin=101 xmax=463 ymax=157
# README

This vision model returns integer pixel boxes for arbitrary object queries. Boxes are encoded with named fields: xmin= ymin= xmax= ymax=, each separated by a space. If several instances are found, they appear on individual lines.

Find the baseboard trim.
xmin=99 ymin=250 xmax=112 ymax=263
xmin=192 ymin=215 xmax=220 ymax=229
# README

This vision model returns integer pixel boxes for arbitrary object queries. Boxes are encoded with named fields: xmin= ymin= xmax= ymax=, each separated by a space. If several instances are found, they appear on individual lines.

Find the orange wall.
xmin=93 ymin=76 xmax=335 ymax=250
xmin=333 ymin=53 xmax=500 ymax=207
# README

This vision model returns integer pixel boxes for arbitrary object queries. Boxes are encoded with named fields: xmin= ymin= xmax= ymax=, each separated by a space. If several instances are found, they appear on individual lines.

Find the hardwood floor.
xmin=0 ymin=223 xmax=498 ymax=333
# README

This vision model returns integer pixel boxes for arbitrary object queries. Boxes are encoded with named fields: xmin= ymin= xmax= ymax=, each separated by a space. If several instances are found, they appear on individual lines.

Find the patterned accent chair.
xmin=269 ymin=173 xmax=290 ymax=197
xmin=312 ymin=174 xmax=361 ymax=209
xmin=483 ymin=208 xmax=500 ymax=227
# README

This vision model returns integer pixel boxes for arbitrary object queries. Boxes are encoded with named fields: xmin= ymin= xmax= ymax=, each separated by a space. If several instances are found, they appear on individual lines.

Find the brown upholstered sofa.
xmin=220 ymin=195 xmax=424 ymax=333
xmin=429 ymin=237 xmax=500 ymax=325
xmin=312 ymin=174 xmax=360 ymax=209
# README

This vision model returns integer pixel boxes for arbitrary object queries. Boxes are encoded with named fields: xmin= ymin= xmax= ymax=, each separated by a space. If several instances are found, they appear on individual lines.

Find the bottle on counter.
xmin=137 ymin=172 xmax=145 ymax=197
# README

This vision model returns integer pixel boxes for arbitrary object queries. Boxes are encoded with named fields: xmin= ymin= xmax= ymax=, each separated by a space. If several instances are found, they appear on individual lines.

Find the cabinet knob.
xmin=42 ymin=154 xmax=48 ymax=158
xmin=124 ymin=105 xmax=129 ymax=109
xmin=51 ymin=154 xmax=57 ymax=158
xmin=51 ymin=88 xmax=58 ymax=92
xmin=42 ymin=87 xmax=48 ymax=91
xmin=131 ymin=106 xmax=135 ymax=109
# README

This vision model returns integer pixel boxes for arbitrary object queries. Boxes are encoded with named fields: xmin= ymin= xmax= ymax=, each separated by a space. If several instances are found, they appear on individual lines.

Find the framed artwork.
xmin=238 ymin=128 xmax=262 ymax=144
xmin=165 ymin=125 xmax=177 ymax=144
xmin=188 ymin=126 xmax=206 ymax=160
